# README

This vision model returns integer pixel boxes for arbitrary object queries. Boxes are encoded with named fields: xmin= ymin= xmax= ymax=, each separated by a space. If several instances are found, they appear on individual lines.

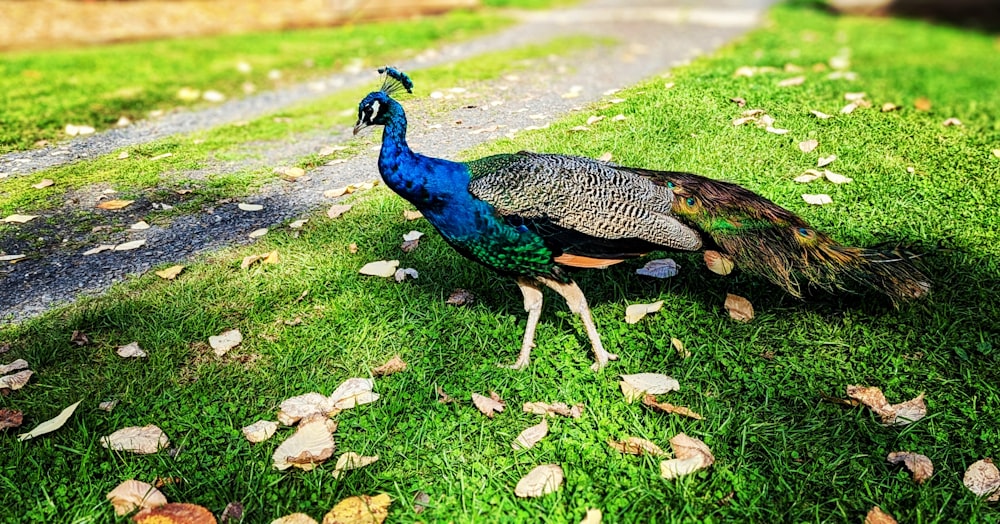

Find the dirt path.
xmin=1 ymin=0 xmax=771 ymax=323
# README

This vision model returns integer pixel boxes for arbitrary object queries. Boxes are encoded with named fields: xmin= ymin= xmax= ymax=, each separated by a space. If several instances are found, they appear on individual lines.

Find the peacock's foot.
xmin=502 ymin=356 xmax=531 ymax=370
xmin=589 ymin=348 xmax=620 ymax=371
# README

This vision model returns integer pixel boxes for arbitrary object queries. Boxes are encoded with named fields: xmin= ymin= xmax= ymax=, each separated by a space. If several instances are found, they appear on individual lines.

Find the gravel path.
xmin=1 ymin=0 xmax=773 ymax=323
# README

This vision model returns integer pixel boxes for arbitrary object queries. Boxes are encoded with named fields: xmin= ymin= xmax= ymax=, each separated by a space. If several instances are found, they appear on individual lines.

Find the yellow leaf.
xmin=2 ymin=214 xmax=38 ymax=224
xmin=321 ymin=493 xmax=391 ymax=524
xmin=514 ymin=464 xmax=563 ymax=498
xmin=106 ymin=480 xmax=167 ymax=516
xmin=155 ymin=265 xmax=184 ymax=280
xmin=18 ymin=400 xmax=81 ymax=441
xmin=96 ymin=199 xmax=134 ymax=210
xmin=624 ymin=300 xmax=663 ymax=324
xmin=724 ymin=293 xmax=754 ymax=321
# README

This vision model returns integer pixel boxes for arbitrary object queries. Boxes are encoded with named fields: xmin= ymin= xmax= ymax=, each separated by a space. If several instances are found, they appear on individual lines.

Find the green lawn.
xmin=2 ymin=4 xmax=999 ymax=524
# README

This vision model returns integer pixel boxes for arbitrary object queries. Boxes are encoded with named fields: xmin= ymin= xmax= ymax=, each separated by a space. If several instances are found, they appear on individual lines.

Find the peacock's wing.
xmin=465 ymin=152 xmax=703 ymax=261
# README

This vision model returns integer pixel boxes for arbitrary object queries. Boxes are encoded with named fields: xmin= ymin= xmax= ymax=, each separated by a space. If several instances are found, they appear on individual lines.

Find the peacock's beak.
xmin=353 ymin=121 xmax=367 ymax=136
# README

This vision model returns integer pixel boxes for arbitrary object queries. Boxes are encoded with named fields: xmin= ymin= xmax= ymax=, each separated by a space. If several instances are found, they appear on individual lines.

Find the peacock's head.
xmin=353 ymin=66 xmax=414 ymax=135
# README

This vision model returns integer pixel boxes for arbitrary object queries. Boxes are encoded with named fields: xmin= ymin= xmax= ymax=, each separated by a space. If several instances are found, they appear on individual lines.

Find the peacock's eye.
xmin=666 ymin=181 xmax=675 ymax=188
xmin=686 ymin=197 xmax=696 ymax=206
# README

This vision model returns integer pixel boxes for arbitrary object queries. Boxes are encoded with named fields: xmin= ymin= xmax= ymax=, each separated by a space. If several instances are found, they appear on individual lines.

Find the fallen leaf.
xmin=155 ymin=265 xmax=184 ymax=280
xmin=413 ymin=492 xmax=430 ymax=514
xmin=130 ymin=220 xmax=150 ymax=230
xmin=221 ymin=502 xmax=244 ymax=524
xmin=0 ymin=254 xmax=26 ymax=262
xmin=580 ymin=508 xmax=602 ymax=524
xmin=0 ymin=358 xmax=28 ymax=374
xmin=209 ymin=329 xmax=243 ymax=356
xmin=277 ymin=392 xmax=336 ymax=426
xmin=32 ymin=179 xmax=55 ymax=189
xmin=569 ymin=126 xmax=590 ymax=132
xmin=522 ymin=401 xmax=584 ymax=418
xmin=18 ymin=400 xmax=81 ymax=441
xmin=400 ymin=239 xmax=420 ymax=253
xmin=636 ymin=259 xmax=679 ymax=279
xmin=275 ymin=166 xmax=306 ymax=180
xmin=865 ymin=506 xmax=898 ymax=524
xmin=597 ymin=152 xmax=613 ymax=162
xmin=99 ymin=400 xmax=119 ymax=412
xmin=70 ymin=330 xmax=90 ymax=346
xmin=620 ymin=373 xmax=679 ymax=403
xmin=446 ymin=289 xmax=475 ymax=306
xmin=778 ymin=76 xmax=806 ymax=87
xmin=249 ymin=228 xmax=268 ymax=239
xmin=133 ymin=503 xmax=215 ymax=524
xmin=272 ymin=514 xmax=319 ymax=524
xmin=116 ymin=342 xmax=147 ymax=358
xmin=395 ymin=267 xmax=418 ymax=282
xmin=730 ymin=97 xmax=747 ymax=107
xmin=0 ymin=370 xmax=32 ymax=390
xmin=512 ymin=419 xmax=549 ymax=450
xmin=436 ymin=385 xmax=457 ymax=404
xmin=798 ymin=140 xmax=819 ymax=153
xmin=611 ymin=114 xmax=626 ymax=122
xmin=472 ymin=392 xmax=505 ymax=418
xmin=802 ymin=194 xmax=833 ymax=205
xmin=331 ymin=452 xmax=379 ymax=478
xmin=942 ymin=118 xmax=963 ymax=127
xmin=96 ymin=199 xmax=135 ymax=211
xmin=263 ymin=250 xmax=280 ymax=264
xmin=241 ymin=254 xmax=262 ymax=269
xmin=847 ymin=385 xmax=927 ymax=426
xmin=914 ymin=97 xmax=932 ymax=111
xmin=65 ymin=124 xmax=96 ymax=136
xmin=887 ymin=451 xmax=933 ymax=484
xmin=327 ymin=204 xmax=353 ymax=219
xmin=818 ymin=154 xmax=837 ymax=167
xmin=586 ymin=115 xmax=604 ymax=126
xmin=324 ymin=187 xmax=351 ymax=198
xmin=881 ymin=102 xmax=899 ymax=112
xmin=810 ymin=110 xmax=832 ymax=119
xmin=402 ymin=230 xmax=424 ymax=242
xmin=372 ymin=355 xmax=407 ymax=376
xmin=329 ymin=377 xmax=379 ymax=409
xmin=0 ymin=408 xmax=24 ymax=430
xmin=625 ymin=300 xmax=664 ymax=324
xmin=359 ymin=260 xmax=400 ymax=278
xmin=890 ymin=393 xmax=927 ymax=425
xmin=964 ymin=458 xmax=1000 ymax=501
xmin=242 ymin=420 xmax=278 ymax=443
xmin=348 ymin=243 xmax=358 ymax=254
xmin=2 ymin=214 xmax=38 ymax=224
xmin=108 ymin=238 xmax=146 ymax=252
xmin=273 ymin=419 xmax=336 ymax=471
xmin=238 ymin=203 xmax=264 ymax=212
xmin=321 ymin=494 xmax=391 ymax=524
xmin=672 ymin=337 xmax=691 ymax=358
xmin=704 ymin=250 xmax=734 ymax=275
xmin=765 ymin=126 xmax=789 ymax=135
xmin=823 ymin=170 xmax=853 ymax=184
xmin=840 ymin=103 xmax=858 ymax=114
xmin=660 ymin=433 xmax=715 ymax=479
xmin=993 ymin=149 xmax=1000 ymax=158
xmin=724 ymin=293 xmax=754 ymax=322
xmin=177 ymin=87 xmax=201 ymax=101
xmin=643 ymin=394 xmax=704 ymax=419
xmin=403 ymin=210 xmax=423 ymax=221
xmin=106 ymin=480 xmax=167 ymax=516
xmin=608 ymin=436 xmax=668 ymax=456
xmin=84 ymin=244 xmax=116 ymax=256
xmin=102 ymin=424 xmax=170 ymax=454
xmin=514 ymin=464 xmax=563 ymax=498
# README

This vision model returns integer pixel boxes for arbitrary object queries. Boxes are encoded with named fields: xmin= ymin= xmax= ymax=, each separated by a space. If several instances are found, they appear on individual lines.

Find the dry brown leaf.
xmin=621 ymin=373 xmax=680 ymax=395
xmin=445 ymin=289 xmax=475 ymax=306
xmin=798 ymin=140 xmax=819 ymax=153
xmin=823 ymin=170 xmax=853 ymax=184
xmin=0 ymin=254 xmax=26 ymax=262
xmin=840 ymin=103 xmax=858 ymax=114
xmin=942 ymin=117 xmax=963 ymax=127
xmin=889 ymin=393 xmax=927 ymax=425
xmin=704 ymin=250 xmax=734 ymax=275
xmin=671 ymin=337 xmax=691 ymax=358
xmin=881 ymin=102 xmax=899 ymax=112
xmin=209 ymin=329 xmax=243 ymax=356
xmin=327 ymin=204 xmax=353 ymax=219
xmin=102 ymin=425 xmax=170 ymax=454
xmin=399 ymin=239 xmax=420 ymax=253
xmin=329 ymin=378 xmax=379 ymax=409
xmin=242 ymin=420 xmax=278 ymax=443
xmin=32 ymin=179 xmax=55 ymax=189
xmin=372 ymin=355 xmax=407 ymax=376
xmin=964 ymin=458 xmax=1000 ymax=501
xmin=522 ymin=401 xmax=584 ymax=418
xmin=359 ymin=260 xmax=399 ymax=278
xmin=597 ymin=152 xmax=613 ymax=162
xmin=277 ymin=392 xmax=336 ymax=426
xmin=778 ymin=76 xmax=806 ymax=87
xmin=0 ymin=358 xmax=28 ymax=374
xmin=569 ymin=126 xmax=590 ymax=132
xmin=2 ymin=214 xmax=38 ymax=224
xmin=97 ymin=199 xmax=134 ymax=210
xmin=847 ymin=385 xmax=926 ymax=426
xmin=238 ymin=203 xmax=264 ymax=212
xmin=99 ymin=400 xmax=119 ymax=412
xmin=586 ymin=115 xmax=604 ymax=125
xmin=514 ymin=464 xmax=563 ymax=498
xmin=846 ymin=385 xmax=893 ymax=417
xmin=413 ymin=492 xmax=430 ymax=514
xmin=914 ymin=97 xmax=932 ymax=111
xmin=817 ymin=154 xmax=837 ymax=167
xmin=321 ymin=493 xmax=391 ymax=524
xmin=116 ymin=342 xmax=147 ymax=358
xmin=272 ymin=514 xmax=319 ymax=524
xmin=241 ymin=254 xmax=262 ymax=269
xmin=810 ymin=110 xmax=832 ymax=119
xmin=106 ymin=480 xmax=167 ymax=516
xmin=512 ymin=419 xmax=548 ymax=450
xmin=660 ymin=433 xmax=715 ymax=479
xmin=332 ymin=452 xmax=380 ymax=478
xmin=765 ymin=126 xmax=789 ymax=135
xmin=724 ymin=293 xmax=754 ymax=322
xmin=802 ymin=194 xmax=833 ymax=205
xmin=580 ymin=508 xmax=602 ymax=524
xmin=403 ymin=210 xmax=423 ymax=221
xmin=643 ymin=394 xmax=704 ymax=420
xmin=249 ymin=228 xmax=268 ymax=239
xmin=472 ymin=392 xmax=505 ymax=418
xmin=436 ymin=385 xmax=457 ymax=404
xmin=625 ymin=300 xmax=664 ymax=324
xmin=0 ymin=408 xmax=24 ymax=430
xmin=155 ymin=265 xmax=185 ymax=280
xmin=262 ymin=250 xmax=280 ymax=264
xmin=84 ymin=244 xmax=116 ymax=256
xmin=133 ymin=503 xmax=215 ymax=524
xmin=115 ymin=239 xmax=147 ymax=252
xmin=608 ymin=436 xmax=668 ymax=456
xmin=865 ymin=506 xmax=898 ymax=524
xmin=887 ymin=451 xmax=933 ymax=484
xmin=18 ymin=400 xmax=81 ymax=441
xmin=273 ymin=420 xmax=336 ymax=471
xmin=275 ymin=166 xmax=306 ymax=181
xmin=0 ymin=370 xmax=33 ymax=390
xmin=70 ymin=330 xmax=90 ymax=346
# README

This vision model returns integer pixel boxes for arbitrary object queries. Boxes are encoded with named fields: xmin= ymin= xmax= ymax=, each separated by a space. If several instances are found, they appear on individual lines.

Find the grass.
xmin=0 ymin=10 xmax=511 ymax=155
xmin=2 ymin=3 xmax=1000 ymax=523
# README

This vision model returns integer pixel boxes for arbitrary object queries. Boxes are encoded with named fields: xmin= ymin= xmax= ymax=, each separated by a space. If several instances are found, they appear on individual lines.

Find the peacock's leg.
xmin=504 ymin=277 xmax=544 ymax=370
xmin=538 ymin=276 xmax=619 ymax=371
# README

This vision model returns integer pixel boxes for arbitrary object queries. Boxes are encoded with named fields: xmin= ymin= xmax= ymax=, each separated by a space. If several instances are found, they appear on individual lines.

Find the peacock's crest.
xmin=378 ymin=66 xmax=414 ymax=96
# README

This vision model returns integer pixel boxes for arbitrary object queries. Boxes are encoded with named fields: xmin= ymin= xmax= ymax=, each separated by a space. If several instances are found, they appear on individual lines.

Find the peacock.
xmin=353 ymin=67 xmax=930 ymax=371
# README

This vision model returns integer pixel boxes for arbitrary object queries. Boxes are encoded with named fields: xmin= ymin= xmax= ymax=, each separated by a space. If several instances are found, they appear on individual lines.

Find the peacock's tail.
xmin=634 ymin=169 xmax=931 ymax=304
